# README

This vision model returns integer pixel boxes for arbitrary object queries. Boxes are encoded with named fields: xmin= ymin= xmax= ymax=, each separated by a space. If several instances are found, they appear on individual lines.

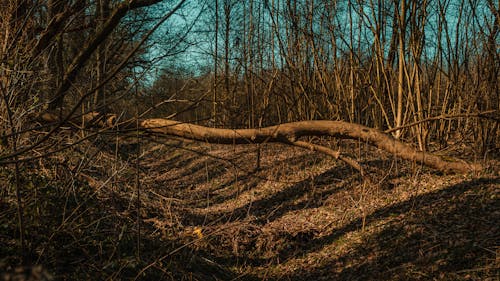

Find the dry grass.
xmin=1 ymin=136 xmax=499 ymax=280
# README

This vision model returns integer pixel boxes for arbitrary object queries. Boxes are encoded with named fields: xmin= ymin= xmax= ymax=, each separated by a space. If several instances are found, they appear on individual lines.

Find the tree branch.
xmin=48 ymin=0 xmax=186 ymax=109
xmin=138 ymin=118 xmax=481 ymax=174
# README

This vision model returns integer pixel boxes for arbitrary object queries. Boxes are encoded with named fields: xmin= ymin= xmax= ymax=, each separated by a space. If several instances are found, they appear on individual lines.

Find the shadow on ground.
xmin=237 ymin=177 xmax=499 ymax=280
xmin=139 ymin=143 xmax=499 ymax=280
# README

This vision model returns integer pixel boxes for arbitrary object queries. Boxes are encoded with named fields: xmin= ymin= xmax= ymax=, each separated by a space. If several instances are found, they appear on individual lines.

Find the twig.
xmin=384 ymin=110 xmax=498 ymax=134
xmin=290 ymin=140 xmax=372 ymax=183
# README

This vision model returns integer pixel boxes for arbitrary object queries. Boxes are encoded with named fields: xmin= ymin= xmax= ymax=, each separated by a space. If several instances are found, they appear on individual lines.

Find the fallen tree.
xmin=36 ymin=112 xmax=481 ymax=175
xmin=141 ymin=118 xmax=480 ymax=174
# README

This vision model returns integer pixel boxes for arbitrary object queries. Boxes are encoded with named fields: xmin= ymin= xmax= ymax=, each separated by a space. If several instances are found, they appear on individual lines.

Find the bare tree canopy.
xmin=0 ymin=0 xmax=498 ymax=279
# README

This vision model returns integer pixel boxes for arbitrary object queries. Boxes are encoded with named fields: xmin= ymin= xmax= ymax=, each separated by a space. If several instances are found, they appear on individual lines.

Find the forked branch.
xmin=36 ymin=112 xmax=481 ymax=174
xmin=141 ymin=119 xmax=480 ymax=174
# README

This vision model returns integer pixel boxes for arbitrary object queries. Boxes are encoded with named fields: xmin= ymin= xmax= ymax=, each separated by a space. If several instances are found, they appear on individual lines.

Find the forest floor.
xmin=1 ymin=136 xmax=499 ymax=280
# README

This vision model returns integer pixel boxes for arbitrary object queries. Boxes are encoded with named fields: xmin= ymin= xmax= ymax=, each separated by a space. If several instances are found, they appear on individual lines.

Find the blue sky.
xmin=142 ymin=0 xmax=498 ymax=82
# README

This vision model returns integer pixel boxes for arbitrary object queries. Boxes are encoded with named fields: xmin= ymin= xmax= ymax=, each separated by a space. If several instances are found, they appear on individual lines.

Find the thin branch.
xmin=384 ymin=110 xmax=498 ymax=134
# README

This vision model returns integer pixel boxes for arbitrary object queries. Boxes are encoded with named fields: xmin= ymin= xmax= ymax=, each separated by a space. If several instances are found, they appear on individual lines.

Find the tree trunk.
xmin=139 ymin=118 xmax=480 ymax=174
xmin=38 ymin=112 xmax=481 ymax=174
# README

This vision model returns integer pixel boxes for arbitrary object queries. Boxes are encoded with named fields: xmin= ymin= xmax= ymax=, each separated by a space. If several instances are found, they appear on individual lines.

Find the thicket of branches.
xmin=0 ymin=0 xmax=498 ymax=278
xmin=0 ymin=0 xmax=190 ymax=277
xmin=151 ymin=0 xmax=499 ymax=154
xmin=1 ymin=0 xmax=498 ymax=165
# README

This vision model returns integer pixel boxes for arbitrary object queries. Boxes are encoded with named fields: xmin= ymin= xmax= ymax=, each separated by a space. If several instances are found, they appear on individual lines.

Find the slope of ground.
xmin=139 ymin=139 xmax=499 ymax=280
xmin=1 ymin=137 xmax=498 ymax=280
